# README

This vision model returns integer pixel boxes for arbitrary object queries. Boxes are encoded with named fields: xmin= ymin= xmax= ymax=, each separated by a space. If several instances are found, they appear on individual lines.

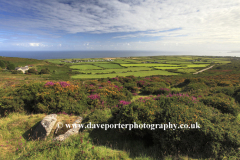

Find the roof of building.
xmin=15 ymin=67 xmax=29 ymax=70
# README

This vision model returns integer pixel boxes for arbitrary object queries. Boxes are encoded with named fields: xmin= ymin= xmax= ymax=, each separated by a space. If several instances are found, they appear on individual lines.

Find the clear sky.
xmin=0 ymin=0 xmax=240 ymax=53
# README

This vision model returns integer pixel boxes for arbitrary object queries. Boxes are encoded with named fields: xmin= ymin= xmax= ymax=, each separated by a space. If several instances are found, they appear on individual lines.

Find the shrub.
xmin=235 ymin=92 xmax=240 ymax=103
xmin=212 ymin=87 xmax=235 ymax=97
xmin=184 ymin=82 xmax=208 ymax=92
xmin=205 ymin=80 xmax=217 ymax=87
xmin=123 ymin=82 xmax=139 ymax=93
xmin=27 ymin=68 xmax=37 ymax=74
xmin=153 ymin=102 xmax=240 ymax=157
xmin=84 ymin=109 xmax=112 ymax=124
xmin=217 ymin=81 xmax=233 ymax=87
xmin=39 ymin=68 xmax=50 ymax=74
xmin=0 ymin=60 xmax=5 ymax=68
xmin=12 ymin=70 xmax=23 ymax=74
xmin=153 ymin=88 xmax=171 ymax=95
xmin=141 ymin=82 xmax=167 ymax=94
xmin=112 ymin=98 xmax=159 ymax=137
xmin=199 ymin=94 xmax=240 ymax=116
xmin=7 ymin=63 xmax=15 ymax=70
xmin=0 ymin=82 xmax=90 ymax=115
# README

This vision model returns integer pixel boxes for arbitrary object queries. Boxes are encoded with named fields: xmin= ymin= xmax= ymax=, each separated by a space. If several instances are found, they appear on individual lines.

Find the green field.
xmin=187 ymin=64 xmax=210 ymax=68
xmin=213 ymin=60 xmax=231 ymax=63
xmin=71 ymin=70 xmax=179 ymax=79
xmin=177 ymin=68 xmax=197 ymax=73
xmin=193 ymin=62 xmax=212 ymax=64
xmin=77 ymin=67 xmax=153 ymax=74
xmin=93 ymin=63 xmax=124 ymax=69
xmin=166 ymin=61 xmax=193 ymax=64
xmin=70 ymin=65 xmax=103 ymax=70
xmin=45 ymin=59 xmax=64 ymax=64
xmin=120 ymin=64 xmax=181 ymax=67
xmin=154 ymin=67 xmax=187 ymax=70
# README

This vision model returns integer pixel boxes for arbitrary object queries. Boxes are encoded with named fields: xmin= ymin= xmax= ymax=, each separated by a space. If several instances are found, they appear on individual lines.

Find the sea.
xmin=0 ymin=50 xmax=239 ymax=60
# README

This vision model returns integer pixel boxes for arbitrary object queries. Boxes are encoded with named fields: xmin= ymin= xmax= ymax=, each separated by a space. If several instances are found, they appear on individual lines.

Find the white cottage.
xmin=15 ymin=66 xmax=29 ymax=73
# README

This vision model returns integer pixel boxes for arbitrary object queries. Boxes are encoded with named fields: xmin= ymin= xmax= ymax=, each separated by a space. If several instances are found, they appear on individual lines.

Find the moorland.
xmin=0 ymin=55 xmax=240 ymax=160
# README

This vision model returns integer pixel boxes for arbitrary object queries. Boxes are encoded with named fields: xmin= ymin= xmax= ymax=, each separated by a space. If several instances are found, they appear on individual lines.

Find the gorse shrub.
xmin=205 ymin=80 xmax=218 ymax=87
xmin=183 ymin=82 xmax=208 ymax=92
xmin=211 ymin=87 xmax=235 ymax=97
xmin=217 ymin=81 xmax=233 ymax=87
xmin=123 ymin=82 xmax=139 ymax=93
xmin=111 ymin=93 xmax=240 ymax=158
xmin=141 ymin=82 xmax=167 ymax=94
xmin=112 ymin=98 xmax=159 ymax=137
xmin=0 ymin=82 xmax=89 ymax=115
xmin=199 ymin=94 xmax=240 ymax=116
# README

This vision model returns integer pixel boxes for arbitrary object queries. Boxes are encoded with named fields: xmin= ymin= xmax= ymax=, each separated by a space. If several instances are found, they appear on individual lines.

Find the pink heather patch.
xmin=112 ymin=77 xmax=119 ymax=81
xmin=119 ymin=100 xmax=131 ymax=105
xmin=44 ymin=81 xmax=70 ymax=87
xmin=88 ymin=94 xmax=101 ymax=100
xmin=58 ymin=81 xmax=70 ymax=87
xmin=159 ymin=88 xmax=170 ymax=91
xmin=133 ymin=93 xmax=138 ymax=96
xmin=44 ymin=82 xmax=55 ymax=86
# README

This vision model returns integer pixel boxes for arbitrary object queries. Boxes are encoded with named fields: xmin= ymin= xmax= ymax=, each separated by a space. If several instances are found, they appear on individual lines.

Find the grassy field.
xmin=71 ymin=70 xmax=179 ymax=79
xmin=154 ymin=67 xmax=187 ymax=69
xmin=187 ymin=64 xmax=210 ymax=68
xmin=213 ymin=60 xmax=232 ymax=63
xmin=165 ymin=61 xmax=193 ymax=64
xmin=0 ymin=111 xmax=213 ymax=160
xmin=93 ymin=63 xmax=125 ymax=69
xmin=177 ymin=68 xmax=197 ymax=73
xmin=76 ymin=67 xmax=153 ymax=74
xmin=70 ymin=65 xmax=103 ymax=70
xmin=120 ymin=64 xmax=181 ymax=67
xmin=0 ymin=57 xmax=46 ymax=67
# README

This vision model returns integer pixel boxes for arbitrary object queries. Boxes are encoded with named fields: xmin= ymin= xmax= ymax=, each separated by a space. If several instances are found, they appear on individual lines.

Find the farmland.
xmin=93 ymin=63 xmax=124 ymax=69
xmin=70 ymin=65 xmax=103 ymax=70
xmin=60 ymin=56 xmax=232 ymax=79
xmin=71 ymin=70 xmax=179 ymax=79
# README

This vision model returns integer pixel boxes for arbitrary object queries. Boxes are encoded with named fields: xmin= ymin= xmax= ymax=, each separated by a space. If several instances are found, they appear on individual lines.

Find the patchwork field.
xmin=70 ymin=65 xmax=103 ymax=70
xmin=61 ymin=56 xmax=232 ymax=79
xmin=154 ymin=67 xmax=187 ymax=69
xmin=77 ymin=67 xmax=153 ymax=74
xmin=177 ymin=68 xmax=197 ymax=73
xmin=187 ymin=64 xmax=210 ymax=67
xmin=93 ymin=63 xmax=124 ymax=69
xmin=71 ymin=70 xmax=179 ymax=79
xmin=120 ymin=64 xmax=181 ymax=67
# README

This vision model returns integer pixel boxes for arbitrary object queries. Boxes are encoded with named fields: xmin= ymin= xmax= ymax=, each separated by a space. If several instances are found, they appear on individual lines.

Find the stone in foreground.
xmin=32 ymin=114 xmax=57 ymax=140
xmin=53 ymin=116 xmax=83 ymax=142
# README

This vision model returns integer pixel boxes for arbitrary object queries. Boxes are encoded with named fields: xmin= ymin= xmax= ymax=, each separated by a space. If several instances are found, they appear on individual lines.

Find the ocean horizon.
xmin=0 ymin=50 xmax=238 ymax=60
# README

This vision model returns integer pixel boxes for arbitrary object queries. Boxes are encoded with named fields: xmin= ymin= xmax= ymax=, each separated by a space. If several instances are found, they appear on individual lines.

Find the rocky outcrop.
xmin=32 ymin=114 xmax=83 ymax=142
xmin=32 ymin=114 xmax=57 ymax=140
xmin=53 ymin=116 xmax=83 ymax=141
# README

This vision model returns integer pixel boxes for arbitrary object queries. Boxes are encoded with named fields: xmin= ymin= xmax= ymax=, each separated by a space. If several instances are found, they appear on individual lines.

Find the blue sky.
xmin=0 ymin=0 xmax=240 ymax=53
